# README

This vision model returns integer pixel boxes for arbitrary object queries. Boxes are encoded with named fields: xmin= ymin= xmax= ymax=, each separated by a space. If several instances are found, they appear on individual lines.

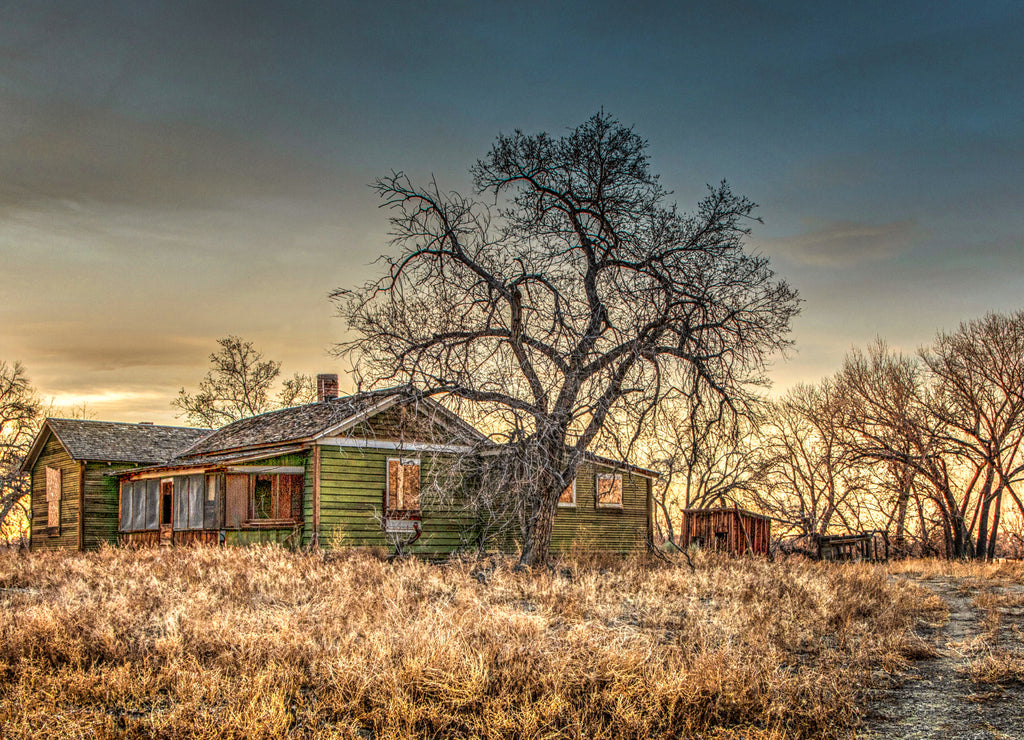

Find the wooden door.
xmin=225 ymin=474 xmax=249 ymax=529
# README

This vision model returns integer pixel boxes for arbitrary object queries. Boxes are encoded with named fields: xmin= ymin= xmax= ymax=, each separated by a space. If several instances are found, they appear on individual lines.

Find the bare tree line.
xmin=641 ymin=311 xmax=1024 ymax=560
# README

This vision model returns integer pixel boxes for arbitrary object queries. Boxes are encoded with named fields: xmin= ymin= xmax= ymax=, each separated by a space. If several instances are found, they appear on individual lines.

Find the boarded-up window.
xmin=45 ymin=466 xmax=61 ymax=529
xmin=280 ymin=474 xmax=303 ymax=520
xmin=225 ymin=474 xmax=249 ymax=528
xmin=558 ymin=479 xmax=576 ymax=507
xmin=596 ymin=473 xmax=623 ymax=508
xmin=386 ymin=458 xmax=421 ymax=514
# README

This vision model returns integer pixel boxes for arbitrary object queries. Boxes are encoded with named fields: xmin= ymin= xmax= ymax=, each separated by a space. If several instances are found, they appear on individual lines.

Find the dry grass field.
xmin=0 ymin=546 xmax=942 ymax=740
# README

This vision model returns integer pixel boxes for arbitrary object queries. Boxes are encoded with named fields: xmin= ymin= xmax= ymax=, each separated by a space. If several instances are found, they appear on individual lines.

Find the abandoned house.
xmin=23 ymin=376 xmax=656 ymax=556
xmin=680 ymin=507 xmax=771 ymax=556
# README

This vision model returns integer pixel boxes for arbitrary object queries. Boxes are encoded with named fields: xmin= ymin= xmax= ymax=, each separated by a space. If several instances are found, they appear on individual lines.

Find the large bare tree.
xmin=336 ymin=113 xmax=798 ymax=565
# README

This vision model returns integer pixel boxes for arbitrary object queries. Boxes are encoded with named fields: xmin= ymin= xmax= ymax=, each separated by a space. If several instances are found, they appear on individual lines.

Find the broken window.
xmin=204 ymin=474 xmax=220 ymax=529
xmin=558 ymin=478 xmax=576 ymax=507
xmin=596 ymin=472 xmax=623 ymax=508
xmin=249 ymin=473 xmax=302 ymax=521
xmin=386 ymin=458 xmax=421 ymax=515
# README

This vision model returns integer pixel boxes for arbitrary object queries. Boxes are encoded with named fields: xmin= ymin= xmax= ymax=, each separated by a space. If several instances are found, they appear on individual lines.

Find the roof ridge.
xmin=47 ymin=417 xmax=211 ymax=431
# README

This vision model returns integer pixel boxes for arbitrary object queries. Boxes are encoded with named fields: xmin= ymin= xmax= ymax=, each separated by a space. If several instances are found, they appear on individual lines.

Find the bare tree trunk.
xmin=987 ymin=487 xmax=1002 ymax=560
xmin=519 ymin=495 xmax=557 ymax=567
xmin=894 ymin=463 xmax=913 ymax=553
xmin=975 ymin=469 xmax=994 ymax=561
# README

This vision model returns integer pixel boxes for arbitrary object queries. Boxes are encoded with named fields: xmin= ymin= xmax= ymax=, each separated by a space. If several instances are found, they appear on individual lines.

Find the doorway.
xmin=159 ymin=479 xmax=173 ymax=545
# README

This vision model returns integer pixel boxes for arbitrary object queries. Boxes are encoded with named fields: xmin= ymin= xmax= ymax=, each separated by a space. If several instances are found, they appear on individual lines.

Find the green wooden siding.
xmin=307 ymin=447 xmax=650 ymax=556
xmin=310 ymin=445 xmax=475 ymax=556
xmin=31 ymin=435 xmax=145 ymax=551
xmin=550 ymin=463 xmax=650 ymax=554
xmin=83 ymin=462 xmax=132 ymax=549
xmin=224 ymin=529 xmax=300 ymax=547
xmin=29 ymin=435 xmax=79 ymax=551
xmin=238 ymin=453 xmax=307 ymax=468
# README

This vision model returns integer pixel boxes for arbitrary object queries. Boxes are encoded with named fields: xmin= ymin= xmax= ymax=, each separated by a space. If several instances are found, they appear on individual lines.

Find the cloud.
xmin=762 ymin=219 xmax=924 ymax=267
xmin=0 ymin=95 xmax=350 ymax=216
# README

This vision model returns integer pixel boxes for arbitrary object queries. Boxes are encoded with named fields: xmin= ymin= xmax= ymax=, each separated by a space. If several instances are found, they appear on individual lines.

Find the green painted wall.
xmin=239 ymin=453 xmax=307 ymax=468
xmin=83 ymin=462 xmax=132 ymax=549
xmin=550 ymin=463 xmax=650 ymax=554
xmin=31 ymin=435 xmax=151 ymax=552
xmin=309 ymin=445 xmax=476 ymax=556
xmin=29 ymin=436 xmax=79 ymax=550
xmin=224 ymin=528 xmax=300 ymax=547
xmin=307 ymin=446 xmax=650 ymax=557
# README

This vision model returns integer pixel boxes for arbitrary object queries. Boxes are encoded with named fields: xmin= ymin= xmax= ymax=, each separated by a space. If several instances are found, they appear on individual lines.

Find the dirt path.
xmin=860 ymin=575 xmax=1024 ymax=739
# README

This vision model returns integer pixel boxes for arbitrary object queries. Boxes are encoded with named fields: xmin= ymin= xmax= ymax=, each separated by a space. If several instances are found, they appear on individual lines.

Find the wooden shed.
xmin=680 ymin=507 xmax=771 ymax=555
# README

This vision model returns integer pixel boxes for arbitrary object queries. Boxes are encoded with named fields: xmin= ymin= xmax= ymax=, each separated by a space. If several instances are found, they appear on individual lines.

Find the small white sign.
xmin=384 ymin=519 xmax=418 ymax=534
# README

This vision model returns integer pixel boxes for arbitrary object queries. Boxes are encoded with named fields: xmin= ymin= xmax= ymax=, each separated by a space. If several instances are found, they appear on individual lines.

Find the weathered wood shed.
xmin=680 ymin=507 xmax=771 ymax=555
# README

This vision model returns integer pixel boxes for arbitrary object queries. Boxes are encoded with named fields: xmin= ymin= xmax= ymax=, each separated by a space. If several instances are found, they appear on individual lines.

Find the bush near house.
xmin=0 ymin=546 xmax=938 ymax=739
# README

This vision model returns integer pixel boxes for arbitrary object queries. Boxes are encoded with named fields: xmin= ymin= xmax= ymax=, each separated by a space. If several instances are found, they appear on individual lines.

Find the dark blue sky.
xmin=2 ymin=1 xmax=1022 ymax=421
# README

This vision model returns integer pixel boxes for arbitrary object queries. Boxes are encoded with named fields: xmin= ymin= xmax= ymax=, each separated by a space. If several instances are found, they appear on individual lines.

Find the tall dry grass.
xmin=886 ymin=557 xmax=1024 ymax=585
xmin=0 ymin=547 xmax=936 ymax=739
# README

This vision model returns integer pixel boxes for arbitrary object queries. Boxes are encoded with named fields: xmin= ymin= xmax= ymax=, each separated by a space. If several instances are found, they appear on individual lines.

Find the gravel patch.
xmin=860 ymin=575 xmax=1024 ymax=740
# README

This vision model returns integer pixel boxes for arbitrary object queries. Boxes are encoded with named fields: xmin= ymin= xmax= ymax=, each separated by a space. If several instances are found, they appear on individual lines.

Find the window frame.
xmin=45 ymin=466 xmax=61 ymax=533
xmin=557 ymin=478 xmax=577 ymax=508
xmin=595 ymin=472 xmax=624 ymax=509
xmin=386 ymin=457 xmax=421 ymax=517
xmin=248 ymin=473 xmax=301 ymax=524
xmin=246 ymin=472 xmax=303 ymax=525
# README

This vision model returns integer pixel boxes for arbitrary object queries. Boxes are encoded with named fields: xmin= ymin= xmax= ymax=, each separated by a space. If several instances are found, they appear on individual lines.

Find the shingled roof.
xmin=21 ymin=419 xmax=211 ymax=473
xmin=172 ymin=389 xmax=485 ymax=463
xmin=176 ymin=394 xmax=387 ymax=460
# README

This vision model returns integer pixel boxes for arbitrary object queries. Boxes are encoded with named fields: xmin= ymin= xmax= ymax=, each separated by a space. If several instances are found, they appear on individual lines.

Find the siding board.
xmin=30 ymin=436 xmax=79 ymax=550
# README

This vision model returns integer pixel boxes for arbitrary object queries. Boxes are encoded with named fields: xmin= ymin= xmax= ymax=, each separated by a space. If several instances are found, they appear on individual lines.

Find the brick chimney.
xmin=317 ymin=373 xmax=339 ymax=402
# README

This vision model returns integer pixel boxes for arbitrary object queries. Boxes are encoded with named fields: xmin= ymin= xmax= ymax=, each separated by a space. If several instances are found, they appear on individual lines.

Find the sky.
xmin=1 ymin=1 xmax=1022 ymax=425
